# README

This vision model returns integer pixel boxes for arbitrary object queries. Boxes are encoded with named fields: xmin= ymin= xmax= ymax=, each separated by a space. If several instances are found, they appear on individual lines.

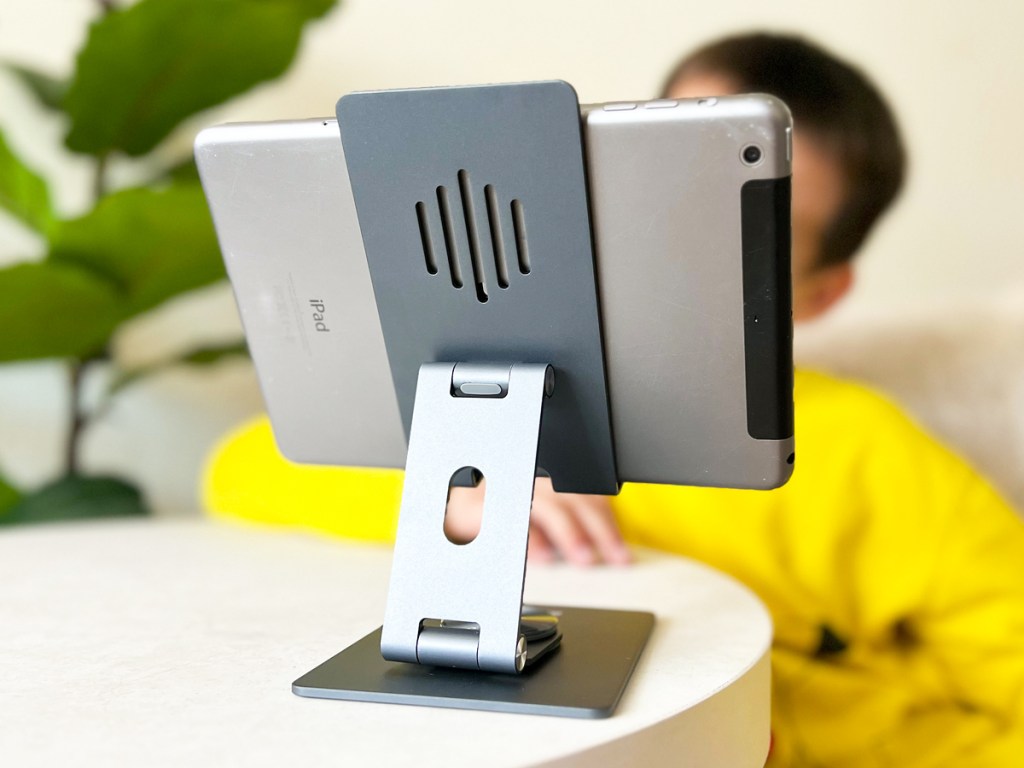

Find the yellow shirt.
xmin=203 ymin=369 xmax=1024 ymax=766
xmin=614 ymin=370 xmax=1024 ymax=765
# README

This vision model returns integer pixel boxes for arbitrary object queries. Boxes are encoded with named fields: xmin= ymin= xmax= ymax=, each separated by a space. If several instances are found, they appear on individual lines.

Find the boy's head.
xmin=662 ymin=33 xmax=906 ymax=321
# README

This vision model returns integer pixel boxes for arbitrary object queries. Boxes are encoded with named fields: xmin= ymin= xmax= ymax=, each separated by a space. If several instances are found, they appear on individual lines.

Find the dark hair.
xmin=662 ymin=33 xmax=906 ymax=268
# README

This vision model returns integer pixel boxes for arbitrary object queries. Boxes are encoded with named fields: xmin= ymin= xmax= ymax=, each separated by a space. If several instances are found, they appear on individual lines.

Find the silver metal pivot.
xmin=380 ymin=362 xmax=554 ymax=674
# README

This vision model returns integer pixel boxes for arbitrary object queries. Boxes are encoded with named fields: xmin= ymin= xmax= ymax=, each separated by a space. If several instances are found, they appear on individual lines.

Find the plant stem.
xmin=66 ymin=128 xmax=114 ymax=474
xmin=65 ymin=360 xmax=88 ymax=476
xmin=93 ymin=151 xmax=110 ymax=200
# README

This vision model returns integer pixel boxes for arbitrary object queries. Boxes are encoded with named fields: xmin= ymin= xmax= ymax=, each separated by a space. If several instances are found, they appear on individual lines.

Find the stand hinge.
xmin=416 ymin=620 xmax=529 ymax=672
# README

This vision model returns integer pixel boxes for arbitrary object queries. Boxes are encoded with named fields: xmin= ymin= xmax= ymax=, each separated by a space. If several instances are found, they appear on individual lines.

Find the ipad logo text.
xmin=309 ymin=299 xmax=330 ymax=332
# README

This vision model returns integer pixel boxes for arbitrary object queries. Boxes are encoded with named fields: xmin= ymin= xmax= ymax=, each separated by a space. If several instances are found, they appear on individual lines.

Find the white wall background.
xmin=1 ymin=0 xmax=1022 ymax=512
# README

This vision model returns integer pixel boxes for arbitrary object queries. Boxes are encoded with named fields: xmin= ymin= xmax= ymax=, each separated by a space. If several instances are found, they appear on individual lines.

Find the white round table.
xmin=1 ymin=519 xmax=771 ymax=767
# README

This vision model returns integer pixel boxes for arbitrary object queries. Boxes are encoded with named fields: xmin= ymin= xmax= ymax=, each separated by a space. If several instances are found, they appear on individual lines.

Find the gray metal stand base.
xmin=293 ymin=606 xmax=654 ymax=718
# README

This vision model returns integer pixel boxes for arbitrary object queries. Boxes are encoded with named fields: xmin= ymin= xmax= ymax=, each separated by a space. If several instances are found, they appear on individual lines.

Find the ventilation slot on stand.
xmin=485 ymin=184 xmax=510 ymax=289
xmin=435 ymin=185 xmax=463 ymax=289
xmin=415 ymin=202 xmax=438 ymax=275
xmin=458 ymin=170 xmax=488 ymax=303
xmin=417 ymin=174 xmax=530 ymax=301
xmin=512 ymin=199 xmax=530 ymax=274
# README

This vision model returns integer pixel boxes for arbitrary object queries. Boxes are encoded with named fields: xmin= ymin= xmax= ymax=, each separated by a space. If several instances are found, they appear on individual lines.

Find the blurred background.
xmin=1 ymin=0 xmax=1022 ymax=516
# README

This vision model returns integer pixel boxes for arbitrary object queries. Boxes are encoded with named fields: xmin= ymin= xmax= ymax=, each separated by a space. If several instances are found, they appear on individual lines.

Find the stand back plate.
xmin=336 ymin=81 xmax=618 ymax=494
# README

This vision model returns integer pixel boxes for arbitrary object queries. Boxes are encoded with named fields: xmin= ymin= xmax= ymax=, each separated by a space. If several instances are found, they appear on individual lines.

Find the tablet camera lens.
xmin=742 ymin=144 xmax=763 ymax=165
xmin=741 ymin=147 xmax=765 ymax=166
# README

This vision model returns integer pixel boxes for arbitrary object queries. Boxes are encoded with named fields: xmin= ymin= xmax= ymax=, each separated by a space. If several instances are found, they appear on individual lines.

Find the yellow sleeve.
xmin=201 ymin=415 xmax=403 ymax=542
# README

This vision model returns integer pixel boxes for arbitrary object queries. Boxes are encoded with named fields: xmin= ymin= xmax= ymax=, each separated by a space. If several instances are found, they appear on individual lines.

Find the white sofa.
xmin=795 ymin=292 xmax=1024 ymax=515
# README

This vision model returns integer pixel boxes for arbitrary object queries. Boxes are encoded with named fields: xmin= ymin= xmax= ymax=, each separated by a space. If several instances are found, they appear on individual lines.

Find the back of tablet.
xmin=194 ymin=120 xmax=406 ymax=466
xmin=584 ymin=95 xmax=794 ymax=488
xmin=197 ymin=98 xmax=793 ymax=490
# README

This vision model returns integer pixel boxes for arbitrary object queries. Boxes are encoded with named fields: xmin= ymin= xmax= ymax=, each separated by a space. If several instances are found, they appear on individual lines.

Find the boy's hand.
xmin=444 ymin=477 xmax=631 ymax=566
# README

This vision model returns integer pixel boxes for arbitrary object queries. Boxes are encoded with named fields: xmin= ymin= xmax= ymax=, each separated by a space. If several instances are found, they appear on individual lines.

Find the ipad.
xmin=195 ymin=94 xmax=793 ymax=490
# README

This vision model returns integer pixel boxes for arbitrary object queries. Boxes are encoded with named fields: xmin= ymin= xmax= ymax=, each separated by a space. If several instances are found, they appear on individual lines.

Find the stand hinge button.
xmin=416 ymin=621 xmax=528 ymax=672
xmin=416 ymin=621 xmax=481 ymax=669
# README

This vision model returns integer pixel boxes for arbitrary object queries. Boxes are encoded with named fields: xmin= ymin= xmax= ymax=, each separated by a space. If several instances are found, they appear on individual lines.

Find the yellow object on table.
xmin=203 ymin=418 xmax=403 ymax=543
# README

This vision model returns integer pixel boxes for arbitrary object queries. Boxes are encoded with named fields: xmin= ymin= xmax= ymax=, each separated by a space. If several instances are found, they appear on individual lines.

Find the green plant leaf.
xmin=64 ymin=0 xmax=338 ymax=157
xmin=107 ymin=339 xmax=249 ymax=396
xmin=3 ymin=182 xmax=228 ymax=363
xmin=159 ymin=156 xmax=200 ymax=185
xmin=49 ymin=182 xmax=225 ymax=316
xmin=0 ymin=261 xmax=124 ymax=362
xmin=0 ymin=473 xmax=22 ymax=515
xmin=3 ymin=61 xmax=68 ymax=111
xmin=0 ymin=128 xmax=56 ymax=237
xmin=181 ymin=340 xmax=249 ymax=365
xmin=0 ymin=475 xmax=148 ymax=526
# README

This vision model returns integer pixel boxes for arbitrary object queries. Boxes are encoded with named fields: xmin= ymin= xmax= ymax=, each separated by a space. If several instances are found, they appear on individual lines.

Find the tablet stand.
xmin=381 ymin=361 xmax=559 ymax=673
xmin=292 ymin=359 xmax=653 ymax=716
xmin=291 ymin=81 xmax=654 ymax=716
